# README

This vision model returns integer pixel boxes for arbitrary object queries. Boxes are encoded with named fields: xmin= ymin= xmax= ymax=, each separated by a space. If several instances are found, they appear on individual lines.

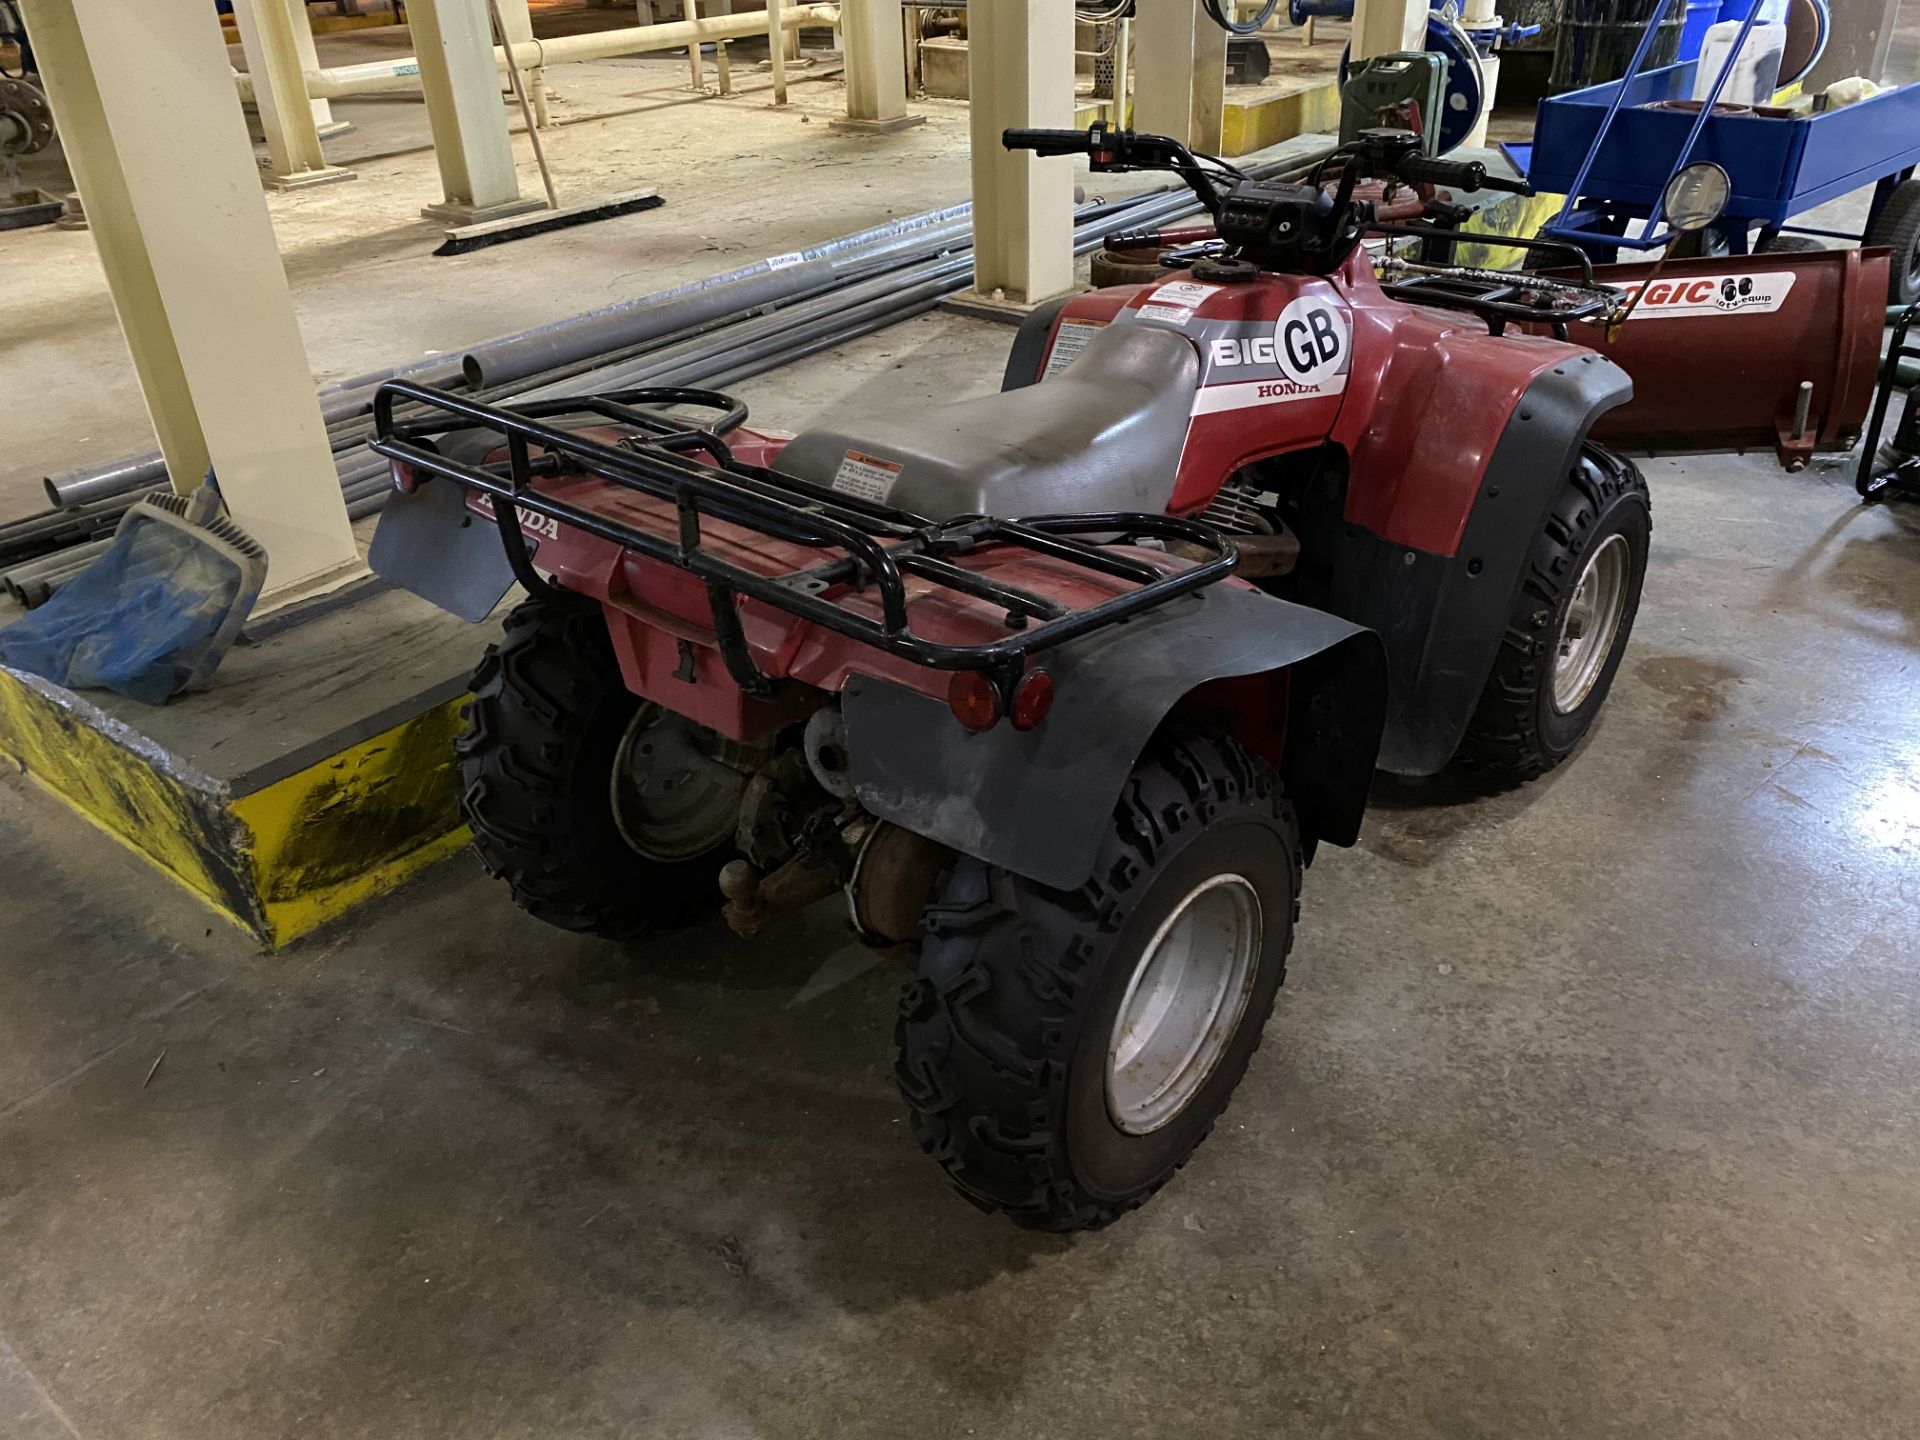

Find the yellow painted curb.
xmin=0 ymin=666 xmax=258 ymax=933
xmin=0 ymin=665 xmax=470 ymax=948
xmin=1223 ymin=82 xmax=1341 ymax=158
xmin=232 ymin=697 xmax=469 ymax=945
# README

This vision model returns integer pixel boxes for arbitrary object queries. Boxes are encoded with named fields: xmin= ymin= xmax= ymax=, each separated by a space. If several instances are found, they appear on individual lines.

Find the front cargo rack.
xmin=369 ymin=380 xmax=1238 ymax=696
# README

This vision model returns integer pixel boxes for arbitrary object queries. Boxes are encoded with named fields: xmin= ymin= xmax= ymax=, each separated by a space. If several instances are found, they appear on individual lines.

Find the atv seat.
xmin=776 ymin=322 xmax=1200 ymax=522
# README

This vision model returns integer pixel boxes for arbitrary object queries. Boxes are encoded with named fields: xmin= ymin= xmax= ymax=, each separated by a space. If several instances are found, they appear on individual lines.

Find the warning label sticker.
xmin=1044 ymin=318 xmax=1107 ymax=378
xmin=1135 ymin=303 xmax=1196 ymax=326
xmin=832 ymin=450 xmax=904 ymax=503
xmin=1151 ymin=280 xmax=1222 ymax=309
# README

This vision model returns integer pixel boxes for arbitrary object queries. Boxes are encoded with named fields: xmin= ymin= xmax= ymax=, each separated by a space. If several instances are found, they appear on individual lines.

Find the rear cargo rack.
xmin=370 ymin=381 xmax=1238 ymax=696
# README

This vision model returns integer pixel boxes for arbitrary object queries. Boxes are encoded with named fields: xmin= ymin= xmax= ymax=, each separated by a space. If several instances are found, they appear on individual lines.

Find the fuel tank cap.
xmin=1191 ymin=256 xmax=1260 ymax=284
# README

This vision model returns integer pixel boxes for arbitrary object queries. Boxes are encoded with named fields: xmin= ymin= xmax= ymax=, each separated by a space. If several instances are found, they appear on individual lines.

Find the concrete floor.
xmin=7 ymin=16 xmax=1920 ymax=1440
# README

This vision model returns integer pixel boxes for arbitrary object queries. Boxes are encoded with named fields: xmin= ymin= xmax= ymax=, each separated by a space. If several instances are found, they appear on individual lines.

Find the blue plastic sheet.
xmin=0 ymin=518 xmax=251 ymax=705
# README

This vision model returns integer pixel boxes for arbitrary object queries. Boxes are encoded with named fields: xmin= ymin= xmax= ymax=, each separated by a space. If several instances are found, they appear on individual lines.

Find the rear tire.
xmin=1867 ymin=178 xmax=1920 ymax=307
xmin=1754 ymin=232 xmax=1824 ymax=254
xmin=895 ymin=731 xmax=1301 ymax=1231
xmin=1664 ymin=228 xmax=1730 ymax=260
xmin=1456 ymin=444 xmax=1651 ymax=780
xmin=457 ymin=594 xmax=742 ymax=939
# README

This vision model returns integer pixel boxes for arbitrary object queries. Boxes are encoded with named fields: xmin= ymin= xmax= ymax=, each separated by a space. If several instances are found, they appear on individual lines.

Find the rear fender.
xmin=840 ymin=584 xmax=1386 ymax=892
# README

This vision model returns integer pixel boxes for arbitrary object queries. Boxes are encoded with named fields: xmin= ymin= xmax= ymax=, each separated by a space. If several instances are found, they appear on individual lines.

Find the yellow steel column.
xmin=963 ymin=0 xmax=1075 ymax=305
xmin=767 ymin=0 xmax=789 ymax=103
xmin=232 ymin=0 xmax=355 ymax=188
xmin=1352 ymin=0 xmax=1426 ymax=61
xmin=490 ymin=0 xmax=548 ymax=126
xmin=18 ymin=0 xmax=359 ymax=600
xmin=408 ymin=0 xmax=540 ymax=223
xmin=834 ymin=0 xmax=921 ymax=133
xmin=286 ymin=0 xmax=349 ymax=138
xmin=1133 ymin=0 xmax=1226 ymax=150
xmin=1191 ymin=6 xmax=1227 ymax=153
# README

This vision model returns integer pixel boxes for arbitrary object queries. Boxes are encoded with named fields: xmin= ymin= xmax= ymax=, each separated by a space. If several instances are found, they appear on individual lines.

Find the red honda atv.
xmin=368 ymin=126 xmax=1648 ymax=1231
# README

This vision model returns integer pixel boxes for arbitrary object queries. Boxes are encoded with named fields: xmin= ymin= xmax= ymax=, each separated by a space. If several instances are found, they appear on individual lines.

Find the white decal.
xmin=1043 ymin=318 xmax=1107 ymax=378
xmin=1620 ymin=270 xmax=1796 ymax=318
xmin=831 ymin=449 xmax=903 ymax=503
xmin=1135 ymin=303 xmax=1195 ymax=326
xmin=1211 ymin=335 xmax=1287 ymax=367
xmin=1192 ymin=373 xmax=1349 ymax=416
xmin=1150 ymin=280 xmax=1223 ymax=308
xmin=1273 ymin=295 xmax=1349 ymax=384
xmin=472 ymin=493 xmax=559 ymax=541
xmin=766 ymin=251 xmax=806 ymax=269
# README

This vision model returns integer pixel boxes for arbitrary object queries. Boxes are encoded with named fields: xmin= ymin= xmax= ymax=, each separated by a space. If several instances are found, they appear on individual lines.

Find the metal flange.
xmin=0 ymin=75 xmax=53 ymax=155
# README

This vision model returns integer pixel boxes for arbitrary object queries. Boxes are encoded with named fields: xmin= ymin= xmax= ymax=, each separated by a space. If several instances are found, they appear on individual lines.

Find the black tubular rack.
xmin=369 ymin=381 xmax=1238 ymax=696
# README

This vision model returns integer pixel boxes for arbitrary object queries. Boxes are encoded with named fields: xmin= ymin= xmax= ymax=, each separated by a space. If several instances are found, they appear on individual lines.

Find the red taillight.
xmin=390 ymin=460 xmax=419 ymax=494
xmin=947 ymin=670 xmax=1002 ymax=732
xmin=1010 ymin=668 xmax=1054 ymax=731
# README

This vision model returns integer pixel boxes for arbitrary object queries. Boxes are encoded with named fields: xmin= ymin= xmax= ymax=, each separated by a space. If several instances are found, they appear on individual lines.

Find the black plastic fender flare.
xmin=1322 ymin=354 xmax=1634 ymax=775
xmin=841 ymin=583 xmax=1386 ymax=892
xmin=1000 ymin=294 xmax=1077 ymax=391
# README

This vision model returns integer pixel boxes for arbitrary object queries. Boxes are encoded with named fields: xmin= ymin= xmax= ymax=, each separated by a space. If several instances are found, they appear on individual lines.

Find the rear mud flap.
xmin=842 ymin=584 xmax=1386 ymax=892
xmin=368 ymin=479 xmax=524 ymax=623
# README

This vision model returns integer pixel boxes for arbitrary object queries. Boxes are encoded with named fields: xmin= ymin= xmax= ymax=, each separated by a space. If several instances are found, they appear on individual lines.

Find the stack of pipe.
xmin=2 ymin=147 xmax=1332 ymax=609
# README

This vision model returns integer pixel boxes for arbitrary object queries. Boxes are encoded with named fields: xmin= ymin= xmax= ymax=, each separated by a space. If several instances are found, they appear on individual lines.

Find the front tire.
xmin=1867 ymin=178 xmax=1920 ymax=307
xmin=1456 ymin=444 xmax=1651 ymax=779
xmin=457 ymin=594 xmax=749 ymax=939
xmin=895 ymin=731 xmax=1301 ymax=1231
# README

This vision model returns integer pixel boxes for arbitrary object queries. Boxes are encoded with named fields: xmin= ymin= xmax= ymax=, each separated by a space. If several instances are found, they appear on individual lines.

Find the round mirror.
xmin=1663 ymin=161 xmax=1732 ymax=234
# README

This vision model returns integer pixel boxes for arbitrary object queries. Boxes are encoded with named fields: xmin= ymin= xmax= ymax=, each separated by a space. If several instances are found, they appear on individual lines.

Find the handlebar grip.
xmin=1002 ymin=127 xmax=1094 ymax=156
xmin=1396 ymin=156 xmax=1535 ymax=196
xmin=1477 ymin=172 xmax=1536 ymax=195
xmin=1397 ymin=156 xmax=1486 ymax=191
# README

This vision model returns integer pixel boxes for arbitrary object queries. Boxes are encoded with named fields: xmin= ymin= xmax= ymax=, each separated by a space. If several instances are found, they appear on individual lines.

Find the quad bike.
xmin=367 ymin=126 xmax=1652 ymax=1231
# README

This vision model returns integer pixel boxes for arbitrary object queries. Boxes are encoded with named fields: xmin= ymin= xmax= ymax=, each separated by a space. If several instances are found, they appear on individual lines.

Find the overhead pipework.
xmin=232 ymin=3 xmax=845 ymax=102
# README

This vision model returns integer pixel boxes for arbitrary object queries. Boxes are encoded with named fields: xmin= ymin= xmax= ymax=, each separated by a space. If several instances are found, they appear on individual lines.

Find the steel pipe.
xmin=460 ymin=202 xmax=975 ymax=389
xmin=49 ymin=206 xmax=971 ymax=512
xmin=43 ymin=454 xmax=168 ymax=510
xmin=1 ymin=536 xmax=112 ymax=595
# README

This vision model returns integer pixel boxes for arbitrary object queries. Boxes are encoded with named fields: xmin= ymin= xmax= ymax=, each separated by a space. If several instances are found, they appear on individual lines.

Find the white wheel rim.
xmin=1552 ymin=533 xmax=1632 ymax=715
xmin=608 ymin=707 xmax=752 ymax=862
xmin=1106 ymin=874 xmax=1263 ymax=1135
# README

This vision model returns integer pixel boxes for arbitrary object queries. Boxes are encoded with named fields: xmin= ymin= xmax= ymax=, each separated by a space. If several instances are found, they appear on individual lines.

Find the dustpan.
xmin=0 ymin=482 xmax=267 ymax=705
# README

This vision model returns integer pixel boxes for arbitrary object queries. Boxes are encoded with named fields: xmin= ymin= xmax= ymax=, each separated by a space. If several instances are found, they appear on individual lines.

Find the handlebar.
xmin=1002 ymin=127 xmax=1102 ymax=158
xmin=1396 ymin=155 xmax=1534 ymax=196
xmin=1004 ymin=123 xmax=1242 ymax=220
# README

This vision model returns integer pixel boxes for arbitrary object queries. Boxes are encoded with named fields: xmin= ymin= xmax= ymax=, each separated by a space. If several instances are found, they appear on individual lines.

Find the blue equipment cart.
xmin=1529 ymin=0 xmax=1920 ymax=303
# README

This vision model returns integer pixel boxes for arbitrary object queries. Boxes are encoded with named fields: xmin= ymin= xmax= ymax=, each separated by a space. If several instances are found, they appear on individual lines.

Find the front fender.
xmin=1325 ymin=355 xmax=1632 ymax=775
xmin=841 ymin=584 xmax=1386 ymax=892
